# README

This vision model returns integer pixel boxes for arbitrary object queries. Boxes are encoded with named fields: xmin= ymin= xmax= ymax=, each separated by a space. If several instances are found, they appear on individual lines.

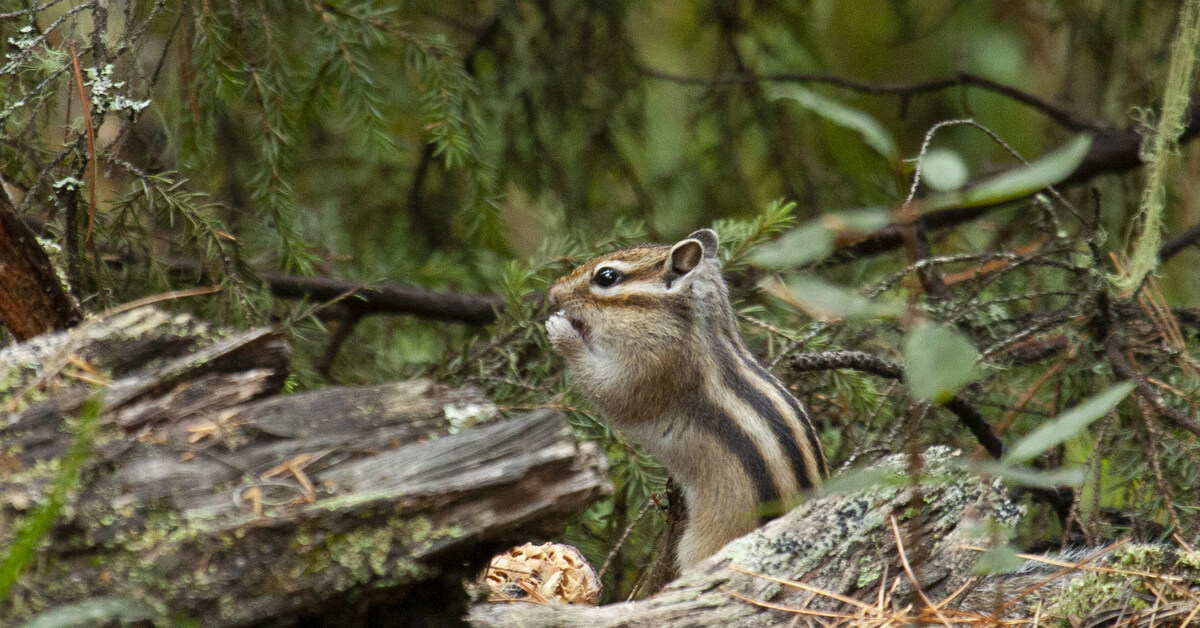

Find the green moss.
xmin=1052 ymin=571 xmax=1148 ymax=617
xmin=1112 ymin=543 xmax=1164 ymax=570
xmin=1178 ymin=548 xmax=1200 ymax=570
xmin=856 ymin=557 xmax=883 ymax=588
xmin=1049 ymin=544 xmax=1188 ymax=618
xmin=327 ymin=528 xmax=395 ymax=587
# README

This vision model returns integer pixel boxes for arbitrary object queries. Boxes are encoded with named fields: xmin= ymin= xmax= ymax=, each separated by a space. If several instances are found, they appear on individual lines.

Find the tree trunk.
xmin=0 ymin=199 xmax=81 ymax=340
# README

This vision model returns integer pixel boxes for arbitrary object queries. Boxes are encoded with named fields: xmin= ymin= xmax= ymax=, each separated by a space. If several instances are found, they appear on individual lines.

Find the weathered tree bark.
xmin=0 ymin=197 xmax=81 ymax=340
xmin=0 ymin=307 xmax=611 ymax=626
xmin=470 ymin=448 xmax=1200 ymax=627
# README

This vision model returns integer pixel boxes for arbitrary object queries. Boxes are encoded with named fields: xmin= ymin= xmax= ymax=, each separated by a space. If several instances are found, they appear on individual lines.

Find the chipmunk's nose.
xmin=548 ymin=283 xmax=563 ymax=305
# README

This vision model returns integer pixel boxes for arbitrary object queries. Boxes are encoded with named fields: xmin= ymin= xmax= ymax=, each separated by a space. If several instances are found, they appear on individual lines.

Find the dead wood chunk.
xmin=480 ymin=542 xmax=601 ymax=605
xmin=0 ymin=306 xmax=616 ymax=625
xmin=0 ymin=321 xmax=289 ymax=466
xmin=4 ymin=406 xmax=612 ymax=627
xmin=0 ymin=307 xmax=280 ymax=406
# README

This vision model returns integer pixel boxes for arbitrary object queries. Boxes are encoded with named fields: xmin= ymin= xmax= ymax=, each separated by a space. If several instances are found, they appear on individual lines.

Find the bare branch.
xmin=1158 ymin=222 xmax=1200 ymax=262
xmin=636 ymin=66 xmax=1098 ymax=131
xmin=165 ymin=257 xmax=504 ymax=324
xmin=788 ymin=350 xmax=1004 ymax=459
xmin=1104 ymin=331 xmax=1200 ymax=438
xmin=824 ymin=96 xmax=1200 ymax=264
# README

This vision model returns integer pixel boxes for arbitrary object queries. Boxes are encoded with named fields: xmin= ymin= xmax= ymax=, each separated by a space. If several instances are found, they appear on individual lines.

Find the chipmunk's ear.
xmin=685 ymin=229 xmax=719 ymax=259
xmin=669 ymin=238 xmax=703 ymax=276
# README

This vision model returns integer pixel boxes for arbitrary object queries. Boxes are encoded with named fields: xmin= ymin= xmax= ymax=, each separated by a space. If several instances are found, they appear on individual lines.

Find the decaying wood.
xmin=0 ymin=307 xmax=611 ymax=626
xmin=0 ymin=197 xmax=81 ymax=340
xmin=471 ymin=448 xmax=1200 ymax=627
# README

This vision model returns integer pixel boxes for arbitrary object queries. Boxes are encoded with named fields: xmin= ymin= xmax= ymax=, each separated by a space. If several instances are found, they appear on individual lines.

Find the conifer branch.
xmin=788 ymin=350 xmax=1004 ymax=459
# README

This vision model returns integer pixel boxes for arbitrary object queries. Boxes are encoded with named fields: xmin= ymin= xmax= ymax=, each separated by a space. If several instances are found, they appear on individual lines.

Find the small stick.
xmin=67 ymin=43 xmax=98 ymax=240
xmin=889 ymin=515 xmax=953 ymax=626
xmin=597 ymin=496 xmax=657 ymax=581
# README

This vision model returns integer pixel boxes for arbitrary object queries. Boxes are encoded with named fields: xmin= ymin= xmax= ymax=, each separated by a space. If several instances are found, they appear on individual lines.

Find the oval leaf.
xmin=749 ymin=223 xmax=833 ymax=268
xmin=749 ymin=208 xmax=892 ymax=268
xmin=973 ymin=544 xmax=1025 ymax=575
xmin=969 ymin=460 xmax=1086 ymax=488
xmin=921 ymin=148 xmax=969 ymax=191
xmin=766 ymin=84 xmax=898 ymax=163
xmin=1003 ymin=382 xmax=1135 ymax=464
xmin=903 ymin=324 xmax=981 ymax=403
xmin=761 ymin=276 xmax=904 ymax=321
xmin=924 ymin=134 xmax=1092 ymax=212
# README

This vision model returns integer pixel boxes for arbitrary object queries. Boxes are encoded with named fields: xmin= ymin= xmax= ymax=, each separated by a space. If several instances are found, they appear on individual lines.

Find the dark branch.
xmin=788 ymin=350 xmax=1005 ymax=459
xmin=165 ymin=258 xmax=504 ymax=324
xmin=825 ymin=97 xmax=1200 ymax=264
xmin=1104 ymin=331 xmax=1200 ymax=438
xmin=1159 ymin=222 xmax=1200 ymax=262
xmin=636 ymin=66 xmax=1097 ymax=131
xmin=314 ymin=304 xmax=361 ymax=381
xmin=17 ymin=215 xmax=504 ymax=326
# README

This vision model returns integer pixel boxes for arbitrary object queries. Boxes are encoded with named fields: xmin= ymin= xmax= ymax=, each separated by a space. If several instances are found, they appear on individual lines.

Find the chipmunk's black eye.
xmin=592 ymin=267 xmax=624 ymax=288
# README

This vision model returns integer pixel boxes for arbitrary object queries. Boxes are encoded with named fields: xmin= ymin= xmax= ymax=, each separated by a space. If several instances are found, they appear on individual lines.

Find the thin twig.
xmin=888 ymin=515 xmax=952 ymax=626
xmin=67 ymin=43 xmax=97 ymax=240
xmin=597 ymin=497 xmax=657 ymax=581
xmin=1105 ymin=331 xmax=1200 ymax=437
xmin=789 ymin=350 xmax=1005 ymax=458
xmin=636 ymin=66 xmax=1098 ymax=131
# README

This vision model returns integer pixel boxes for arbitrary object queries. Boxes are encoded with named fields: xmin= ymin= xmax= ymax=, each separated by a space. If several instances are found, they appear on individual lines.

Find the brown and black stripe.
xmin=690 ymin=291 xmax=825 ymax=522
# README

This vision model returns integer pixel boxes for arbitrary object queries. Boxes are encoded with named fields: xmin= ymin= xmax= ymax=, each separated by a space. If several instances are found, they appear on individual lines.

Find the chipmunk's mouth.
xmin=566 ymin=313 xmax=590 ymax=343
xmin=550 ymin=310 xmax=591 ymax=345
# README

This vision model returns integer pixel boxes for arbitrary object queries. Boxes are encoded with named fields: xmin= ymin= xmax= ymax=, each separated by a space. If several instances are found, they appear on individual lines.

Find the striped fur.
xmin=545 ymin=229 xmax=826 ymax=570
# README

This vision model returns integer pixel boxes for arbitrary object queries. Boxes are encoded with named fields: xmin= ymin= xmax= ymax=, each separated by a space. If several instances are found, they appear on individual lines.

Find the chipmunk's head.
xmin=545 ymin=229 xmax=726 ymax=417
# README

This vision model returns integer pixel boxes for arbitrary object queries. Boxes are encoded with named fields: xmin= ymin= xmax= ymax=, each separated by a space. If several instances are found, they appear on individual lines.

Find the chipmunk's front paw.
xmin=546 ymin=311 xmax=587 ymax=356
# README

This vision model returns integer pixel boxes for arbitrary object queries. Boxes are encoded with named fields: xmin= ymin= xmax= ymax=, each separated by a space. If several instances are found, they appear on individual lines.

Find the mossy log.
xmin=471 ymin=448 xmax=1200 ymax=627
xmin=0 ymin=307 xmax=611 ymax=626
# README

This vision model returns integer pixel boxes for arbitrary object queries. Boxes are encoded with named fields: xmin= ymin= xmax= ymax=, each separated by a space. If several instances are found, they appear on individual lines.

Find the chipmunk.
xmin=546 ymin=229 xmax=826 ymax=570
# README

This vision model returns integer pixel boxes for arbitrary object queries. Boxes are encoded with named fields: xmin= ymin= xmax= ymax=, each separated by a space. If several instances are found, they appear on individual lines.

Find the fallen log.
xmin=0 ymin=307 xmax=611 ymax=626
xmin=470 ymin=448 xmax=1200 ymax=627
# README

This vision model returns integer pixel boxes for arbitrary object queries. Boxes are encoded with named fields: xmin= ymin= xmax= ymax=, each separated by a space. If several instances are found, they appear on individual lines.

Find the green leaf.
xmin=903 ymin=324 xmax=980 ymax=403
xmin=972 ymin=545 xmax=1025 ymax=575
xmin=1003 ymin=382 xmax=1135 ymax=464
xmin=920 ymin=148 xmax=969 ymax=192
xmin=748 ymin=208 xmax=890 ymax=268
xmin=923 ymin=134 xmax=1092 ymax=211
xmin=969 ymin=460 xmax=1086 ymax=488
xmin=761 ymin=276 xmax=905 ymax=320
xmin=818 ymin=466 xmax=908 ymax=496
xmin=766 ymin=84 xmax=898 ymax=163
xmin=819 ymin=207 xmax=894 ymax=233
xmin=749 ymin=222 xmax=833 ymax=268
